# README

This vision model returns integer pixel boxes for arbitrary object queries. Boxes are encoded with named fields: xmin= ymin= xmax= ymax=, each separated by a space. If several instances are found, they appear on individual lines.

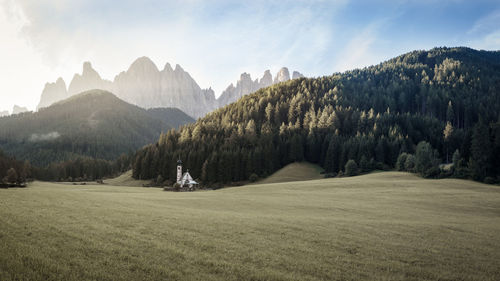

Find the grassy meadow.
xmin=0 ymin=172 xmax=499 ymax=280
xmin=256 ymin=162 xmax=324 ymax=184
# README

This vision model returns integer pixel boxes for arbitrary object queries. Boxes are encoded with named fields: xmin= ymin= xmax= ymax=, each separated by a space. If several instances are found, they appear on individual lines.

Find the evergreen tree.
xmin=5 ymin=168 xmax=18 ymax=184
xmin=469 ymin=121 xmax=492 ymax=181
xmin=345 ymin=160 xmax=359 ymax=177
xmin=415 ymin=141 xmax=440 ymax=178
xmin=396 ymin=153 xmax=408 ymax=171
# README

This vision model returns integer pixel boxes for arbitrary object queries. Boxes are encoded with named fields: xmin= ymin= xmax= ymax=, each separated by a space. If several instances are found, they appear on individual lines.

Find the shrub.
xmin=345 ymin=159 xmax=359 ymax=177
xmin=415 ymin=141 xmax=440 ymax=177
xmin=5 ymin=168 xmax=18 ymax=184
xmin=156 ymin=175 xmax=164 ymax=187
xmin=172 ymin=183 xmax=181 ymax=191
xmin=404 ymin=154 xmax=416 ymax=171
xmin=324 ymin=172 xmax=337 ymax=178
xmin=423 ymin=166 xmax=441 ymax=178
xmin=359 ymin=156 xmax=370 ymax=172
xmin=396 ymin=153 xmax=408 ymax=171
xmin=484 ymin=177 xmax=495 ymax=184
xmin=249 ymin=173 xmax=259 ymax=182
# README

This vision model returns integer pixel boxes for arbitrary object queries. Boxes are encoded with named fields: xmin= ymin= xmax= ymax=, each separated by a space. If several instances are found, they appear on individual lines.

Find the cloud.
xmin=468 ymin=9 xmax=500 ymax=35
xmin=468 ymin=30 xmax=500 ymax=50
xmin=0 ymin=0 xmax=62 ymax=112
xmin=333 ymin=21 xmax=385 ymax=72
xmin=29 ymin=131 xmax=60 ymax=142
xmin=466 ymin=9 xmax=500 ymax=50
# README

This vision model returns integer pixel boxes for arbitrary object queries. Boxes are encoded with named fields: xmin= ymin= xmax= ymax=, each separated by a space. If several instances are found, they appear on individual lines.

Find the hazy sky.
xmin=0 ymin=0 xmax=499 ymax=112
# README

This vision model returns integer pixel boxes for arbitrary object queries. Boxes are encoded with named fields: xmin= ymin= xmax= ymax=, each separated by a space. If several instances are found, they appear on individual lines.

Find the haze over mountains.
xmin=0 ymin=106 xmax=30 ymax=117
xmin=0 ymin=90 xmax=194 ymax=166
xmin=38 ymin=58 xmax=304 ymax=118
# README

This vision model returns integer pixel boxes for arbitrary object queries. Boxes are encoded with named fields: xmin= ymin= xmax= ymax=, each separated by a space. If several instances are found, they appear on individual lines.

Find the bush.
xmin=424 ymin=166 xmax=441 ymax=178
xmin=415 ymin=141 xmax=440 ymax=177
xmin=404 ymin=154 xmax=416 ymax=171
xmin=345 ymin=159 xmax=359 ymax=177
xmin=484 ymin=177 xmax=495 ymax=184
xmin=249 ymin=173 xmax=259 ymax=182
xmin=156 ymin=175 xmax=164 ymax=187
xmin=172 ymin=183 xmax=181 ymax=191
xmin=5 ymin=168 xmax=18 ymax=184
xmin=359 ymin=156 xmax=370 ymax=172
xmin=324 ymin=172 xmax=337 ymax=178
xmin=396 ymin=153 xmax=408 ymax=171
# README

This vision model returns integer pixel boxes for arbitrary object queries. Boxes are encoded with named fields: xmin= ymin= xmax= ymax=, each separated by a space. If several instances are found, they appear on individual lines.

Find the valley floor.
xmin=0 ymin=172 xmax=499 ymax=280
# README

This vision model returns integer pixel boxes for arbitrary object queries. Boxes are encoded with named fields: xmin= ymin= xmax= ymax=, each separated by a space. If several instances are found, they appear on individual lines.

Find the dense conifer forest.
xmin=0 ymin=90 xmax=192 ymax=162
xmin=133 ymin=47 xmax=500 ymax=185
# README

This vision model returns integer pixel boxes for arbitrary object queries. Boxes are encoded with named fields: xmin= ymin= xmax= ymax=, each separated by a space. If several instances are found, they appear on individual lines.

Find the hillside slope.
xmin=0 ymin=90 xmax=194 ymax=166
xmin=256 ymin=162 xmax=324 ymax=184
xmin=133 ymin=47 xmax=500 ymax=183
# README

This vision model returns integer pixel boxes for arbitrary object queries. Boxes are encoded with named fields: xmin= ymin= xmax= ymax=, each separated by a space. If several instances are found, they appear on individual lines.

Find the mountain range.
xmin=37 ymin=58 xmax=304 ymax=118
xmin=0 ymin=105 xmax=30 ymax=117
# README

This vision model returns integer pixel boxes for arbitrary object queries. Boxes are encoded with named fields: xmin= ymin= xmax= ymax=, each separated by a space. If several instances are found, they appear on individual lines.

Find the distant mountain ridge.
xmin=1 ymin=90 xmax=194 ymax=166
xmin=37 ymin=59 xmax=304 ymax=118
xmin=218 ymin=67 xmax=304 ymax=106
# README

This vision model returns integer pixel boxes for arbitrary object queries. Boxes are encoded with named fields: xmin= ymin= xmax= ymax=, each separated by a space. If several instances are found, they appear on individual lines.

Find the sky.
xmin=0 ymin=0 xmax=499 ymax=113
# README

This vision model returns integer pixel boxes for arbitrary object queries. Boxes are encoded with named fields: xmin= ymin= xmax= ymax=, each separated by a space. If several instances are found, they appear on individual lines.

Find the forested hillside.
xmin=0 ymin=90 xmax=194 ymax=167
xmin=133 ymin=47 xmax=500 ymax=185
xmin=0 ymin=149 xmax=30 ymax=186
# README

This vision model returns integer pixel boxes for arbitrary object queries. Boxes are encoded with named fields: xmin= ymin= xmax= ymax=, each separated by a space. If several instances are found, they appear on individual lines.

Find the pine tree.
xmin=443 ymin=121 xmax=453 ymax=163
xmin=469 ymin=121 xmax=492 ymax=181
xmin=345 ymin=159 xmax=359 ymax=177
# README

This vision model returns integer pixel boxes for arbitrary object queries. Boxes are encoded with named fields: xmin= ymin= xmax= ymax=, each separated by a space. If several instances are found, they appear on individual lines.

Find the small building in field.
xmin=176 ymin=159 xmax=198 ymax=190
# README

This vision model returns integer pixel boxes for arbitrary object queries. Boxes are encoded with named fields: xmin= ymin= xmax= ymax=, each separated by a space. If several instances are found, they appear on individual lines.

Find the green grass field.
xmin=256 ymin=162 xmax=324 ymax=184
xmin=1 ymin=172 xmax=500 ymax=280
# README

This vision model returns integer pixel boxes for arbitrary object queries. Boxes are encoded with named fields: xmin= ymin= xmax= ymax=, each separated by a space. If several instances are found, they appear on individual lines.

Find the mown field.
xmin=0 ymin=172 xmax=499 ymax=280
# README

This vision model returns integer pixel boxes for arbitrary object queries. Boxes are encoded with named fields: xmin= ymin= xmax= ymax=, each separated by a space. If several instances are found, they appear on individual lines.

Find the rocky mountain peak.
xmin=274 ymin=67 xmax=290 ymax=83
xmin=38 ymin=77 xmax=68 ymax=110
xmin=292 ymin=71 xmax=304 ymax=79
xmin=240 ymin=72 xmax=252 ymax=82
xmin=68 ymin=62 xmax=110 ymax=96
xmin=260 ymin=70 xmax=273 ymax=88
xmin=174 ymin=64 xmax=185 ymax=73
xmin=82 ymin=62 xmax=93 ymax=74
xmin=128 ymin=56 xmax=159 ymax=74
xmin=12 ymin=105 xmax=29 ymax=115
xmin=218 ymin=67 xmax=304 ymax=107
xmin=163 ymin=63 xmax=174 ymax=73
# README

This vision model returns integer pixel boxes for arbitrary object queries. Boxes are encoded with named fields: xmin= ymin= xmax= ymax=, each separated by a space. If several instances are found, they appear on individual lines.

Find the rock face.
xmin=37 ymin=59 xmax=304 ymax=118
xmin=37 ymin=58 xmax=217 ymax=118
xmin=37 ymin=77 xmax=68 ymax=110
xmin=274 ymin=67 xmax=290 ymax=83
xmin=113 ymin=58 xmax=217 ymax=118
xmin=218 ymin=67 xmax=304 ymax=107
xmin=68 ymin=62 xmax=112 ymax=96
xmin=12 ymin=105 xmax=29 ymax=115
xmin=292 ymin=71 xmax=304 ymax=79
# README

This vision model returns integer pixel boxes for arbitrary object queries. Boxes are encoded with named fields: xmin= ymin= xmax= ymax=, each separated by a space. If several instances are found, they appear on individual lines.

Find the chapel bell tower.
xmin=176 ymin=159 xmax=182 ymax=184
